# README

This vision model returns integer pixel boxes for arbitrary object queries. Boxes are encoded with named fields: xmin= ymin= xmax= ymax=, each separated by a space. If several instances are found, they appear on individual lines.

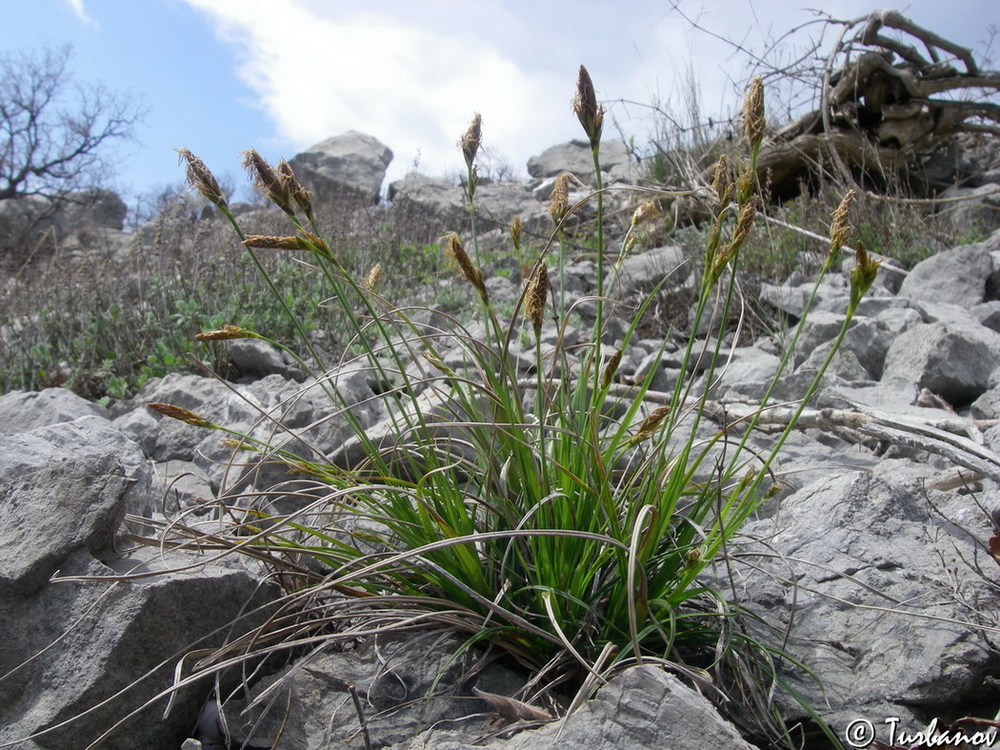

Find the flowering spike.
xmin=195 ymin=325 xmax=257 ymax=341
xmin=441 ymin=233 xmax=487 ymax=297
xmin=147 ymin=402 xmax=218 ymax=429
xmin=573 ymin=65 xmax=604 ymax=149
xmin=829 ymin=189 xmax=856 ymax=257
xmin=549 ymin=173 xmax=571 ymax=228
xmin=850 ymin=242 xmax=880 ymax=306
xmin=176 ymin=148 xmax=227 ymax=209
xmin=460 ymin=113 xmax=482 ymax=169
xmin=277 ymin=159 xmax=314 ymax=220
xmin=525 ymin=263 xmax=550 ymax=333
xmin=242 ymin=149 xmax=294 ymax=216
xmin=742 ymin=77 xmax=766 ymax=152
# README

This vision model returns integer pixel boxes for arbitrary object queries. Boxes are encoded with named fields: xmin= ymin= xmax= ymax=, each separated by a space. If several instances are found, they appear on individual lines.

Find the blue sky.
xmin=0 ymin=0 xmax=994 ymax=207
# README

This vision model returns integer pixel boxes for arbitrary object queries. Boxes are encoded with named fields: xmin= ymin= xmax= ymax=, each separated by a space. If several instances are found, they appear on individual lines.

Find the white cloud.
xmin=179 ymin=0 xmax=987 ymax=190
xmin=181 ymin=0 xmax=583 ymax=186
xmin=64 ymin=0 xmax=99 ymax=28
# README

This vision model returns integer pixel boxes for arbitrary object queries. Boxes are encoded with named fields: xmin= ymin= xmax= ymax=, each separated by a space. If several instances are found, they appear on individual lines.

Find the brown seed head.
xmin=573 ymin=65 xmax=604 ymax=148
xmin=242 ymin=232 xmax=334 ymax=261
xmin=242 ymin=149 xmax=294 ymax=215
xmin=829 ymin=189 xmax=856 ymax=256
xmin=549 ymin=173 xmax=571 ymax=227
xmin=742 ymin=77 xmax=766 ymax=151
xmin=277 ymin=159 xmax=314 ymax=219
xmin=735 ymin=168 xmax=754 ymax=206
xmin=363 ymin=262 xmax=383 ymax=292
xmin=461 ymin=113 xmax=482 ymax=168
xmin=633 ymin=405 xmax=671 ymax=444
xmin=524 ymin=263 xmax=550 ymax=332
xmin=441 ymin=232 xmax=487 ymax=297
xmin=850 ymin=242 xmax=880 ymax=306
xmin=195 ymin=324 xmax=255 ymax=341
xmin=177 ymin=148 xmax=227 ymax=208
xmin=242 ymin=235 xmax=309 ymax=250
xmin=601 ymin=348 xmax=623 ymax=390
xmin=631 ymin=200 xmax=659 ymax=228
xmin=710 ymin=156 xmax=733 ymax=206
xmin=728 ymin=196 xmax=757 ymax=251
xmin=510 ymin=216 xmax=522 ymax=253
xmin=147 ymin=402 xmax=217 ymax=429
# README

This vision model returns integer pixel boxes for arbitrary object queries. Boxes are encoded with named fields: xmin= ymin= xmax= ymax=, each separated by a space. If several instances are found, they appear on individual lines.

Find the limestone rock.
xmin=0 ymin=387 xmax=108 ymax=434
xmin=526 ymin=139 xmax=631 ymax=181
xmin=289 ymin=130 xmax=393 ymax=204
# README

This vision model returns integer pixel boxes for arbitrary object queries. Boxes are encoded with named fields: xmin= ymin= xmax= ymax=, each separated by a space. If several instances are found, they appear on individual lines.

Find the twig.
xmin=347 ymin=683 xmax=373 ymax=750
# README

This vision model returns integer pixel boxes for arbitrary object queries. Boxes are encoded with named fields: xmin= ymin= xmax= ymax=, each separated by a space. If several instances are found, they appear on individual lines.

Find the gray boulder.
xmin=936 ymin=184 xmax=1000 ymax=236
xmin=289 ymin=130 xmax=393 ymax=204
xmin=388 ymin=172 xmax=545 ymax=240
xmin=0 ymin=547 xmax=279 ymax=750
xmin=0 ymin=416 xmax=151 ymax=519
xmin=0 ymin=388 xmax=109 ymax=434
xmin=500 ymin=666 xmax=757 ymax=750
xmin=732 ymin=463 xmax=997 ymax=738
xmin=225 ymin=338 xmax=304 ymax=381
xmin=527 ymin=139 xmax=631 ymax=181
xmin=228 ymin=631 xmax=528 ymax=749
xmin=881 ymin=319 xmax=1000 ymax=406
xmin=230 ymin=637 xmax=755 ymax=750
xmin=0 ymin=414 xmax=280 ymax=749
xmin=898 ymin=229 xmax=1000 ymax=306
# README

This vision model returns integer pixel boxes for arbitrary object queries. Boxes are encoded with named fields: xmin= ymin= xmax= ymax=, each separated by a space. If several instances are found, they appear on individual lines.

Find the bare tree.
xmin=0 ymin=46 xmax=143 ymax=203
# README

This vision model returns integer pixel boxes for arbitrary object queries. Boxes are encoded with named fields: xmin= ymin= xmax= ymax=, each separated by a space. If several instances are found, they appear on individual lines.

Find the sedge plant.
xmin=140 ymin=70 xmax=877 ymax=744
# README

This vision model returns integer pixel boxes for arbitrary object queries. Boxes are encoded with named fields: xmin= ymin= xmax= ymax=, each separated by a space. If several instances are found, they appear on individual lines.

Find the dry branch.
xmin=678 ymin=9 xmax=999 ymax=220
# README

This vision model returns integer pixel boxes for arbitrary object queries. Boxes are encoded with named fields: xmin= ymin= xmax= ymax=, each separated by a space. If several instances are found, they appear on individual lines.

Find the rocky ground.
xmin=3 ymin=131 xmax=1000 ymax=749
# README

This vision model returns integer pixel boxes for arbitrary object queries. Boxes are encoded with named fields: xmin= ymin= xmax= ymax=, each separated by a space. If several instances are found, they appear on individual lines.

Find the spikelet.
xmin=742 ymin=77 xmax=766 ymax=152
xmin=510 ymin=216 xmax=522 ymax=254
xmin=710 ymin=155 xmax=733 ymax=206
xmin=461 ymin=113 xmax=482 ymax=169
xmin=277 ymin=159 xmax=314 ymax=220
xmin=242 ymin=149 xmax=294 ymax=215
xmin=850 ymin=242 xmax=880 ymax=307
xmin=630 ymin=200 xmax=659 ymax=228
xmin=524 ymin=263 xmax=550 ymax=332
xmin=601 ymin=349 xmax=623 ymax=390
xmin=441 ymin=233 xmax=487 ymax=297
xmin=242 ymin=235 xmax=309 ymax=250
xmin=176 ymin=148 xmax=227 ymax=208
xmin=632 ymin=406 xmax=671 ymax=444
xmin=422 ymin=351 xmax=457 ymax=378
xmin=148 ymin=402 xmax=218 ymax=429
xmin=363 ymin=262 xmax=383 ymax=292
xmin=222 ymin=438 xmax=258 ymax=452
xmin=573 ymin=65 xmax=604 ymax=149
xmin=549 ymin=173 xmax=570 ymax=227
xmin=829 ymin=189 xmax=856 ymax=257
xmin=242 ymin=232 xmax=334 ymax=261
xmin=727 ymin=197 xmax=757 ymax=252
xmin=195 ymin=325 xmax=256 ymax=341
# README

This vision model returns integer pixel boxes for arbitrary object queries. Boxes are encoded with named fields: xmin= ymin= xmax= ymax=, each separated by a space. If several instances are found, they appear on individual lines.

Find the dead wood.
xmin=678 ymin=9 xmax=1000 ymax=222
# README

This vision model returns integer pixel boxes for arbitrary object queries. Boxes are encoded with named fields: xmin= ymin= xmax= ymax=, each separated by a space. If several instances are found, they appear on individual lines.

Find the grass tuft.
xmin=119 ymin=71 xmax=886 ymax=747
